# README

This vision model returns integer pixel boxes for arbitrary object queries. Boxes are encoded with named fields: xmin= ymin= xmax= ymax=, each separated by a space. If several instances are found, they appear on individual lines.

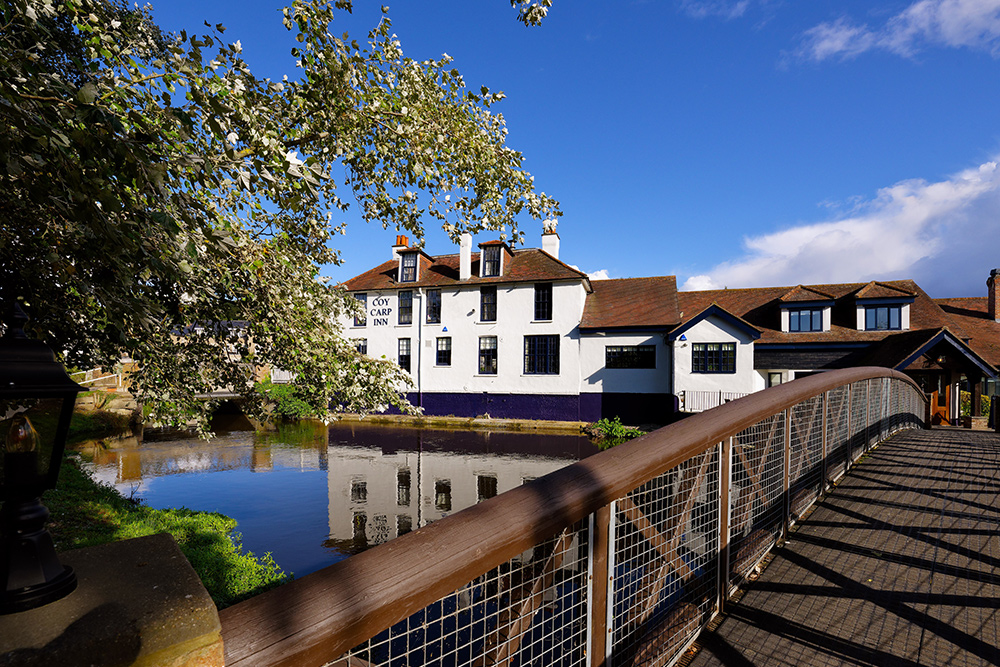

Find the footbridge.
xmin=218 ymin=367 xmax=998 ymax=667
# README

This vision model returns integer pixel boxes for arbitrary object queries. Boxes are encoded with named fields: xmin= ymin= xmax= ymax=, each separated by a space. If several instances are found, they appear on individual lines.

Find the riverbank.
xmin=338 ymin=412 xmax=591 ymax=434
xmin=44 ymin=456 xmax=288 ymax=608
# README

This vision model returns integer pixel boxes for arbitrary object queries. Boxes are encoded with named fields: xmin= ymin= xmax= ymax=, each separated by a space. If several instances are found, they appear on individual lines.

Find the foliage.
xmin=258 ymin=379 xmax=314 ymax=421
xmin=45 ymin=457 xmax=288 ymax=608
xmin=68 ymin=408 xmax=133 ymax=443
xmin=959 ymin=390 xmax=992 ymax=418
xmin=1 ymin=0 xmax=559 ymax=433
xmin=590 ymin=416 xmax=644 ymax=449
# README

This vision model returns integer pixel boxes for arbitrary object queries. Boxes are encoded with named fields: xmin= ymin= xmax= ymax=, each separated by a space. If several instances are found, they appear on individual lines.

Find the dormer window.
xmin=482 ymin=246 xmax=501 ymax=277
xmin=400 ymin=253 xmax=417 ymax=282
xmin=789 ymin=308 xmax=822 ymax=333
xmin=865 ymin=305 xmax=901 ymax=331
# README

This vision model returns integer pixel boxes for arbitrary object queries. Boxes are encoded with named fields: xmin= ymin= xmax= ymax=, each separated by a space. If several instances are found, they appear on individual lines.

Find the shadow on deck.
xmin=688 ymin=428 xmax=1000 ymax=667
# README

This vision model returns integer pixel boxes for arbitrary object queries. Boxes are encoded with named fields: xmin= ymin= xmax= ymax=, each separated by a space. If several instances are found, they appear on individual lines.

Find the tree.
xmin=0 ymin=0 xmax=559 ymax=430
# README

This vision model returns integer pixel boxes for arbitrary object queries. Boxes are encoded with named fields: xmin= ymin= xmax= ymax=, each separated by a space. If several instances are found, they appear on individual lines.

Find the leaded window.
xmin=426 ymin=288 xmax=441 ymax=324
xmin=524 ymin=335 xmax=559 ymax=374
xmin=534 ymin=283 xmax=552 ymax=321
xmin=400 ymin=253 xmax=417 ymax=282
xmin=479 ymin=336 xmax=498 ymax=375
xmin=480 ymin=286 xmax=497 ymax=322
xmin=398 ymin=338 xmax=411 ymax=372
xmin=692 ymin=342 xmax=736 ymax=373
xmin=398 ymin=290 xmax=412 ymax=325
xmin=354 ymin=293 xmax=367 ymax=327
xmin=436 ymin=337 xmax=452 ymax=366
xmin=606 ymin=345 xmax=655 ymax=369
xmin=482 ymin=246 xmax=501 ymax=277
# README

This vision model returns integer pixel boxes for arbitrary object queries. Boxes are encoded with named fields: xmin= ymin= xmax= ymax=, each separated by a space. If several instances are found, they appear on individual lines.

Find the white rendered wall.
xmin=579 ymin=332 xmax=671 ymax=394
xmin=672 ymin=316 xmax=758 ymax=395
xmin=343 ymin=281 xmax=587 ymax=396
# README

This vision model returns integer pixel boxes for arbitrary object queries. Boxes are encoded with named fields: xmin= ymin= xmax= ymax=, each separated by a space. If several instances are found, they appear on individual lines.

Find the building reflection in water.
xmin=80 ymin=419 xmax=597 ymax=576
xmin=322 ymin=423 xmax=598 ymax=559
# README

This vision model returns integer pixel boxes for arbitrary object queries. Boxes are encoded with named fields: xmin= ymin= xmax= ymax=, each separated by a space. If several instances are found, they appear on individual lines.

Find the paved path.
xmin=688 ymin=428 xmax=1000 ymax=667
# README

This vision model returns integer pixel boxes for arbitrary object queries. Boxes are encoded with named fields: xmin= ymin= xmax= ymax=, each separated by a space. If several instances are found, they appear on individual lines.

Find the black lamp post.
xmin=0 ymin=305 xmax=84 ymax=614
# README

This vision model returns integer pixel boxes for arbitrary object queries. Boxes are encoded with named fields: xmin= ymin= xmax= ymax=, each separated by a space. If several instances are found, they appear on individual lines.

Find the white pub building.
xmin=341 ymin=227 xmax=998 ymax=424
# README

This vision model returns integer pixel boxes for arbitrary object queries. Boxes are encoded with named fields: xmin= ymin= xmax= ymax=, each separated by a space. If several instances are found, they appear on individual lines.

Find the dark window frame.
xmin=426 ymin=288 xmax=441 ymax=324
xmin=864 ymin=305 xmax=902 ymax=331
xmin=354 ymin=293 xmax=367 ymax=327
xmin=479 ymin=336 xmax=498 ymax=375
xmin=788 ymin=307 xmax=823 ymax=332
xmin=398 ymin=290 xmax=413 ymax=325
xmin=400 ymin=253 xmax=417 ymax=282
xmin=692 ymin=342 xmax=736 ymax=374
xmin=534 ymin=283 xmax=553 ymax=321
xmin=480 ymin=286 xmax=497 ymax=322
xmin=398 ymin=338 xmax=411 ymax=372
xmin=355 ymin=338 xmax=367 ymax=355
xmin=605 ymin=345 xmax=656 ymax=369
xmin=482 ymin=246 xmax=501 ymax=277
xmin=436 ymin=337 xmax=452 ymax=366
xmin=524 ymin=334 xmax=560 ymax=375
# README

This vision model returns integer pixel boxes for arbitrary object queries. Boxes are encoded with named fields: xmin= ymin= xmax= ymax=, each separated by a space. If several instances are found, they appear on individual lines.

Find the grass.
xmin=44 ymin=456 xmax=289 ymax=609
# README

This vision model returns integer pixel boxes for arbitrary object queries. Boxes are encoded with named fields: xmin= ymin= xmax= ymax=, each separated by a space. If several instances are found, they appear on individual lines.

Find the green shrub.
xmin=590 ymin=417 xmax=644 ymax=449
xmin=45 ymin=459 xmax=288 ymax=608
xmin=257 ymin=380 xmax=315 ymax=421
xmin=959 ymin=390 xmax=992 ymax=418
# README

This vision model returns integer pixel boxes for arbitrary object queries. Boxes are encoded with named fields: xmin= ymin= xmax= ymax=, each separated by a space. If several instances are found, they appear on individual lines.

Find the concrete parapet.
xmin=0 ymin=533 xmax=222 ymax=667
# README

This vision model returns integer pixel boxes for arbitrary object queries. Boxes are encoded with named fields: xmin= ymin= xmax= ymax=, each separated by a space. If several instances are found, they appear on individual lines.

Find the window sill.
xmin=474 ymin=374 xmax=498 ymax=377
xmin=477 ymin=321 xmax=498 ymax=325
xmin=530 ymin=320 xmax=553 ymax=324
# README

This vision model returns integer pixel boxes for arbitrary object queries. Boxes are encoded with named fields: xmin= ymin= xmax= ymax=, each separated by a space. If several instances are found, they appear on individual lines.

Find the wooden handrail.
xmin=219 ymin=367 xmax=924 ymax=667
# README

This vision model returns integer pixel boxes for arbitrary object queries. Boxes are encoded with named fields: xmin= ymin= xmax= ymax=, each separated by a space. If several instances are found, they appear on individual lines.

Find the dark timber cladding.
xmin=754 ymin=346 xmax=868 ymax=371
xmin=689 ymin=428 xmax=1000 ymax=667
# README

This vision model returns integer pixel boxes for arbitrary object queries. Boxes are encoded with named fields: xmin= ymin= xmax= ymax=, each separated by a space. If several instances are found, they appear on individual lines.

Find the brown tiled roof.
xmin=677 ymin=280 xmax=960 ymax=345
xmin=935 ymin=297 xmax=1000 ymax=366
xmin=341 ymin=247 xmax=588 ymax=291
xmin=780 ymin=285 xmax=835 ymax=302
xmin=580 ymin=277 xmax=680 ymax=329
xmin=855 ymin=281 xmax=915 ymax=299
xmin=853 ymin=327 xmax=996 ymax=375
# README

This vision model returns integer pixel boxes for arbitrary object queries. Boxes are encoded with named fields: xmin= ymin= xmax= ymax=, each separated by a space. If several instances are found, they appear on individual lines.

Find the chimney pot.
xmin=391 ymin=235 xmax=409 ymax=260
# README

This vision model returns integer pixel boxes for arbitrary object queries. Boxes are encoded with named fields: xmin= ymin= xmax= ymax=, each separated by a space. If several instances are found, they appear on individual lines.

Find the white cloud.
xmin=680 ymin=0 xmax=750 ymax=20
xmin=570 ymin=264 xmax=611 ymax=280
xmin=681 ymin=158 xmax=1000 ymax=296
xmin=798 ymin=0 xmax=1000 ymax=61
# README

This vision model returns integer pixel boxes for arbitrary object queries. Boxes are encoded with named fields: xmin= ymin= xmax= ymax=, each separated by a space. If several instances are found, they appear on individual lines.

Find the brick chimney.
xmin=391 ymin=234 xmax=409 ymax=260
xmin=459 ymin=233 xmax=472 ymax=280
xmin=541 ymin=220 xmax=559 ymax=260
xmin=989 ymin=268 xmax=1000 ymax=322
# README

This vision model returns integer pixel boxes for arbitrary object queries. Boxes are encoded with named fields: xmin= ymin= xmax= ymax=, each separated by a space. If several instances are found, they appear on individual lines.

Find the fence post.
xmin=590 ymin=504 xmax=611 ymax=667
xmin=865 ymin=380 xmax=872 ymax=452
xmin=821 ymin=391 xmax=829 ymax=492
xmin=717 ymin=437 xmax=732 ymax=615
xmin=782 ymin=408 xmax=791 ymax=541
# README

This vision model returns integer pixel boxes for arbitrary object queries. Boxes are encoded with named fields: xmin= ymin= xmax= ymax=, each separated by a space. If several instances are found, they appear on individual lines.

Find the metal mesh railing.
xmin=608 ymin=449 xmax=719 ymax=667
xmin=332 ymin=521 xmax=591 ymax=667
xmin=221 ymin=370 xmax=927 ymax=667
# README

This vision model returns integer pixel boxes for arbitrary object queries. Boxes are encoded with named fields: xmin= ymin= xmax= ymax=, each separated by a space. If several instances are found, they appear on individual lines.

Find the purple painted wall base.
xmin=389 ymin=392 xmax=678 ymax=425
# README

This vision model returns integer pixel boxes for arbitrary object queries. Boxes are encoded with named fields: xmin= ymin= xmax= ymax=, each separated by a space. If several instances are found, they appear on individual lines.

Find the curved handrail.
xmin=219 ymin=366 xmax=925 ymax=667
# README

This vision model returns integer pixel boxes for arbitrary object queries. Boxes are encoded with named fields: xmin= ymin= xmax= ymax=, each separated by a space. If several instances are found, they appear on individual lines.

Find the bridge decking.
xmin=688 ymin=427 xmax=1000 ymax=667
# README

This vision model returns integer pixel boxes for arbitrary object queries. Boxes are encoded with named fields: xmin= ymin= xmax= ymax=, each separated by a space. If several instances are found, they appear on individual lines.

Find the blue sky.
xmin=152 ymin=0 xmax=1000 ymax=298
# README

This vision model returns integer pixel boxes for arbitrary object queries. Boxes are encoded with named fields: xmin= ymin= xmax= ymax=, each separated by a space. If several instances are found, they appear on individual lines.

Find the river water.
xmin=81 ymin=421 xmax=599 ymax=578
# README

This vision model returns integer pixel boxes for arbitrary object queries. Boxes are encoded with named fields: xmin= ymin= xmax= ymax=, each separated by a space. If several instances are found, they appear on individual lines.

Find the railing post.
xmin=821 ymin=391 xmax=829 ymax=491
xmin=717 ymin=438 xmax=732 ymax=614
xmin=865 ymin=379 xmax=872 ymax=452
xmin=590 ymin=504 xmax=611 ymax=667
xmin=782 ymin=407 xmax=791 ymax=541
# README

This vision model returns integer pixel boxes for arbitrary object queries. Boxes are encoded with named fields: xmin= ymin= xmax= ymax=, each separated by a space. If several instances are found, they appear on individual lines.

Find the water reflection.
xmin=80 ymin=421 xmax=597 ymax=578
